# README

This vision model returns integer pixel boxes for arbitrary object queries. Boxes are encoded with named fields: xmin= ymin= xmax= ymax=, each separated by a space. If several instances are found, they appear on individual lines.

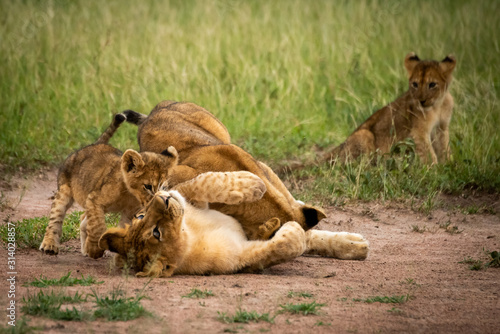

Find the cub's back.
xmin=138 ymin=101 xmax=231 ymax=154
xmin=59 ymin=143 xmax=123 ymax=205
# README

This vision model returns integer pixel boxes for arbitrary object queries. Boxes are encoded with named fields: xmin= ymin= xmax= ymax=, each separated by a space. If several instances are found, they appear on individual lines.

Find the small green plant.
xmin=21 ymin=290 xmax=91 ymax=321
xmin=314 ymin=321 xmax=332 ymax=326
xmin=353 ymin=295 xmax=412 ymax=304
xmin=182 ymin=288 xmax=215 ymax=299
xmin=459 ymin=250 xmax=500 ymax=270
xmin=24 ymin=271 xmax=103 ymax=287
xmin=439 ymin=221 xmax=463 ymax=235
xmin=487 ymin=251 xmax=500 ymax=267
xmin=387 ymin=307 xmax=404 ymax=314
xmin=287 ymin=291 xmax=313 ymax=298
xmin=279 ymin=301 xmax=325 ymax=315
xmin=411 ymin=225 xmax=426 ymax=233
xmin=459 ymin=256 xmax=484 ymax=271
xmin=217 ymin=309 xmax=275 ymax=324
xmin=419 ymin=191 xmax=439 ymax=214
xmin=90 ymin=287 xmax=151 ymax=321
xmin=399 ymin=278 xmax=421 ymax=288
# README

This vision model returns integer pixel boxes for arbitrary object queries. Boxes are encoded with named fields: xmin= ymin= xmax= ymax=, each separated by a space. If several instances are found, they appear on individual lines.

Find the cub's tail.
xmin=122 ymin=109 xmax=148 ymax=126
xmin=95 ymin=113 xmax=127 ymax=145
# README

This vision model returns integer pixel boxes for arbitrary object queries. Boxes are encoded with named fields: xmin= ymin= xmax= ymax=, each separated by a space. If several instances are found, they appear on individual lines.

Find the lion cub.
xmin=99 ymin=172 xmax=369 ymax=278
xmin=39 ymin=113 xmax=179 ymax=259
xmin=321 ymin=53 xmax=456 ymax=164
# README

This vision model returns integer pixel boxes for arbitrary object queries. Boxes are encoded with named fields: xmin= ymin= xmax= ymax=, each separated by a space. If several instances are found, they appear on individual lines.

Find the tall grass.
xmin=1 ymin=0 xmax=499 ymax=202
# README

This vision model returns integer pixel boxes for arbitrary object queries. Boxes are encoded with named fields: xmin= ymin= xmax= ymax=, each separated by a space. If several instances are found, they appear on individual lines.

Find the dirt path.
xmin=1 ymin=170 xmax=499 ymax=333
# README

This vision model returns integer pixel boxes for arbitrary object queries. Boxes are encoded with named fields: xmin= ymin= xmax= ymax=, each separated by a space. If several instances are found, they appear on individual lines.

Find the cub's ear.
xmin=302 ymin=205 xmax=327 ymax=229
xmin=404 ymin=52 xmax=421 ymax=76
xmin=439 ymin=54 xmax=456 ymax=76
xmin=122 ymin=149 xmax=145 ymax=173
xmin=161 ymin=146 xmax=179 ymax=166
xmin=98 ymin=227 xmax=128 ymax=255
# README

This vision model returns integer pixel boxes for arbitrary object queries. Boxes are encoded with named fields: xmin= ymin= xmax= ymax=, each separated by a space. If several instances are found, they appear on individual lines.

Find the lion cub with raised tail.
xmin=40 ymin=113 xmax=179 ymax=259
xmin=99 ymin=173 xmax=369 ymax=278
xmin=322 ymin=53 xmax=456 ymax=165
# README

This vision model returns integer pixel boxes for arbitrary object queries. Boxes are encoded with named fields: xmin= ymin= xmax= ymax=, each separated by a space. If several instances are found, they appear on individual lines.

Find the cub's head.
xmin=99 ymin=190 xmax=187 ymax=278
xmin=404 ymin=52 xmax=456 ymax=109
xmin=121 ymin=146 xmax=179 ymax=206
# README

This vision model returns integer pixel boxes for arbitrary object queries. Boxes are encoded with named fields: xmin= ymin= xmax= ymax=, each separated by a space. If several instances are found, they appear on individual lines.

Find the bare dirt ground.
xmin=1 ymin=169 xmax=499 ymax=334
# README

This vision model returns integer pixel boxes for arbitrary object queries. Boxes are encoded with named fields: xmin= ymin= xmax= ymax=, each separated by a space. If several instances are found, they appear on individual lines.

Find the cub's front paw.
xmin=40 ymin=237 xmax=60 ymax=255
xmin=85 ymin=240 xmax=105 ymax=259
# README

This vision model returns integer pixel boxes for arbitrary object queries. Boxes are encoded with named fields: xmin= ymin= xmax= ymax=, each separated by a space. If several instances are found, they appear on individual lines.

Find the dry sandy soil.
xmin=0 ymin=169 xmax=499 ymax=334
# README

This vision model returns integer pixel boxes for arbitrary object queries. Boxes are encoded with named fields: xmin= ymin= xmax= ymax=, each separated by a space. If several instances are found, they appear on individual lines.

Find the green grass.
xmin=90 ymin=287 xmax=151 ymax=321
xmin=217 ymin=309 xmax=275 ymax=324
xmin=0 ymin=211 xmax=120 ymax=249
xmin=24 ymin=271 xmax=103 ymax=288
xmin=22 ymin=284 xmax=151 ymax=322
xmin=0 ymin=211 xmax=81 ymax=248
xmin=287 ymin=291 xmax=313 ymax=298
xmin=1 ymin=0 xmax=499 ymax=204
xmin=459 ymin=251 xmax=500 ymax=270
xmin=279 ymin=301 xmax=325 ymax=315
xmin=353 ymin=295 xmax=412 ymax=304
xmin=0 ymin=316 xmax=40 ymax=334
xmin=21 ymin=290 xmax=91 ymax=321
xmin=182 ymin=288 xmax=215 ymax=299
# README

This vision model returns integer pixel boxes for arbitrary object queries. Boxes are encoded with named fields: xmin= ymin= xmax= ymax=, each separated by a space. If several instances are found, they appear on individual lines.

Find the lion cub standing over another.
xmin=40 ymin=113 xmax=179 ymax=259
xmin=322 ymin=53 xmax=456 ymax=164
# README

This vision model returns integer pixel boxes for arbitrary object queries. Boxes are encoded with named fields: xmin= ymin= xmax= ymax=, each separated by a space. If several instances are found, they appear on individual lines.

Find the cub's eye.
xmin=411 ymin=82 xmax=418 ymax=88
xmin=136 ymin=214 xmax=145 ymax=220
xmin=429 ymin=82 xmax=437 ymax=89
xmin=144 ymin=184 xmax=153 ymax=191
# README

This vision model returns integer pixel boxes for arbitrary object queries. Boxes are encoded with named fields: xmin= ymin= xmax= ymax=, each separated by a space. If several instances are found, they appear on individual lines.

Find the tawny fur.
xmin=39 ymin=114 xmax=179 ymax=259
xmin=321 ymin=53 xmax=456 ymax=165
xmin=123 ymin=101 xmax=327 ymax=240
xmin=99 ymin=174 xmax=369 ymax=278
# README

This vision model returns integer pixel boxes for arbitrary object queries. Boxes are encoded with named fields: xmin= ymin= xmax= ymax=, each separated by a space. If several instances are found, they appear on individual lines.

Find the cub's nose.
xmin=159 ymin=195 xmax=170 ymax=206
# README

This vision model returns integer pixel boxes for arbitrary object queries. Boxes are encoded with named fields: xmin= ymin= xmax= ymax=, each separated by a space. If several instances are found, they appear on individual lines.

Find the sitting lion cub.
xmin=321 ymin=53 xmax=456 ymax=165
xmin=99 ymin=172 xmax=369 ymax=278
xmin=39 ymin=113 xmax=179 ymax=259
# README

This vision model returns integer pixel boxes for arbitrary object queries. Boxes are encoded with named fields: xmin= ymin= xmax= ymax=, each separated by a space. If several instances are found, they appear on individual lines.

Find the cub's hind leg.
xmin=240 ymin=222 xmax=306 ymax=272
xmin=322 ymin=129 xmax=375 ymax=164
xmin=305 ymin=230 xmax=369 ymax=260
xmin=81 ymin=193 xmax=107 ymax=259
xmin=40 ymin=184 xmax=74 ymax=255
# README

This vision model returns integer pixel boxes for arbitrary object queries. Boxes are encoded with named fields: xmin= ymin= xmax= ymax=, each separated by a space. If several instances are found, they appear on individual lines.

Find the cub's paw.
xmin=84 ymin=240 xmax=105 ymax=259
xmin=273 ymin=221 xmax=307 ymax=257
xmin=136 ymin=260 xmax=163 ymax=278
xmin=306 ymin=231 xmax=369 ymax=260
xmin=255 ymin=217 xmax=282 ymax=240
xmin=224 ymin=171 xmax=266 ymax=204
xmin=40 ymin=237 xmax=60 ymax=255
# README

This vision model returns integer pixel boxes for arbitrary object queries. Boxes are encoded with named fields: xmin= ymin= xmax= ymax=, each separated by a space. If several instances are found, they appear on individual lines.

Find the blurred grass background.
xmin=1 ymin=0 xmax=499 ymax=204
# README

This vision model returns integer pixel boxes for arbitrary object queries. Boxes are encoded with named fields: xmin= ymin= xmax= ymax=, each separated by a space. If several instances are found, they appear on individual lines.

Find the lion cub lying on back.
xmin=99 ymin=172 xmax=369 ymax=278
xmin=40 ymin=114 xmax=179 ymax=259
xmin=321 ymin=53 xmax=456 ymax=165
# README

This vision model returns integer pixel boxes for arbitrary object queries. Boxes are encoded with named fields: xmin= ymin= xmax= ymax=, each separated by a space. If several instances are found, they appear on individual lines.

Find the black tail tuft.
xmin=122 ymin=109 xmax=147 ymax=125
xmin=114 ymin=113 xmax=126 ymax=124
